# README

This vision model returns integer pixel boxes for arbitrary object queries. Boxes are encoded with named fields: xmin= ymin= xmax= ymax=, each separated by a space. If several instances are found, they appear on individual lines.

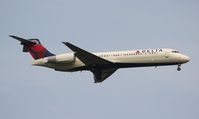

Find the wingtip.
xmin=62 ymin=42 xmax=70 ymax=45
xmin=9 ymin=35 xmax=15 ymax=38
xmin=62 ymin=42 xmax=67 ymax=45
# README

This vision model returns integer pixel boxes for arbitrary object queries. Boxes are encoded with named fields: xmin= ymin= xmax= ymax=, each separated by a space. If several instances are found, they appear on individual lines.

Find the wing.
xmin=62 ymin=42 xmax=118 ymax=83
xmin=62 ymin=42 xmax=113 ymax=66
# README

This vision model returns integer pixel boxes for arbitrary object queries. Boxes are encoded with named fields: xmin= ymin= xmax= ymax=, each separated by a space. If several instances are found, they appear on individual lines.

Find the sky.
xmin=0 ymin=0 xmax=199 ymax=119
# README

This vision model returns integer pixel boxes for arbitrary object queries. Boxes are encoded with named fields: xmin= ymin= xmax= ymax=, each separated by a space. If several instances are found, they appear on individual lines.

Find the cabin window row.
xmin=99 ymin=52 xmax=159 ymax=57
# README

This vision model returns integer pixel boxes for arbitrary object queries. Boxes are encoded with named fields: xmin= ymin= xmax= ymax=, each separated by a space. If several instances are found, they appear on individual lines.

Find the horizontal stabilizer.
xmin=9 ymin=35 xmax=37 ymax=45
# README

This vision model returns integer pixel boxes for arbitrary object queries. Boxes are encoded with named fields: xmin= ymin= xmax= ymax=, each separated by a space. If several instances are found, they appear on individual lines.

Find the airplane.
xmin=10 ymin=35 xmax=190 ymax=83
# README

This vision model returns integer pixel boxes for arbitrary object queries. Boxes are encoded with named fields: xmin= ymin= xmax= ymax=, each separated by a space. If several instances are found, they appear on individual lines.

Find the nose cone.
xmin=181 ymin=55 xmax=190 ymax=63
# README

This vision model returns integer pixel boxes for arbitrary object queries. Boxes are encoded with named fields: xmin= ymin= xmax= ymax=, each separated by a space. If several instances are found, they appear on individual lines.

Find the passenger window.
xmin=172 ymin=51 xmax=179 ymax=53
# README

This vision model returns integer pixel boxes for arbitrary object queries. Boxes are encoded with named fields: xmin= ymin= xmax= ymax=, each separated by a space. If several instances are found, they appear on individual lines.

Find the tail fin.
xmin=10 ymin=35 xmax=55 ymax=60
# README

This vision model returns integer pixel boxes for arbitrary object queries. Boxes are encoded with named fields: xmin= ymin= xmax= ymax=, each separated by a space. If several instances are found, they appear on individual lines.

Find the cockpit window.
xmin=172 ymin=51 xmax=179 ymax=53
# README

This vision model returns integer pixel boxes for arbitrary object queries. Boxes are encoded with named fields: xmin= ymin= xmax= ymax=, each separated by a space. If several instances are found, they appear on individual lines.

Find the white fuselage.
xmin=32 ymin=48 xmax=189 ymax=71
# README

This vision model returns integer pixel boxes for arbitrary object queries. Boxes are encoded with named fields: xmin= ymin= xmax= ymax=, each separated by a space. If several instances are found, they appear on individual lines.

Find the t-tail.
xmin=10 ymin=35 xmax=55 ymax=60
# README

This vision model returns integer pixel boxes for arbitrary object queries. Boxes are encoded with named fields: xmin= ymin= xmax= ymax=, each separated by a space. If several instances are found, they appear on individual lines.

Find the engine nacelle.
xmin=47 ymin=53 xmax=75 ymax=63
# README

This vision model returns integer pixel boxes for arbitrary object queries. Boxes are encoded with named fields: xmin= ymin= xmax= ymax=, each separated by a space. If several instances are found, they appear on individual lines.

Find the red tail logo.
xmin=10 ymin=35 xmax=55 ymax=60
xmin=27 ymin=39 xmax=54 ymax=59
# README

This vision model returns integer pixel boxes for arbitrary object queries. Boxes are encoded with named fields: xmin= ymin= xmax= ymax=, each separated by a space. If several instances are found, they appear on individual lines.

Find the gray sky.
xmin=1 ymin=0 xmax=199 ymax=119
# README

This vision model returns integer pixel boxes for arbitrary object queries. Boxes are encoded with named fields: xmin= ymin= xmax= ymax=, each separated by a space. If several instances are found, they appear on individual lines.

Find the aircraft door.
xmin=165 ymin=51 xmax=169 ymax=58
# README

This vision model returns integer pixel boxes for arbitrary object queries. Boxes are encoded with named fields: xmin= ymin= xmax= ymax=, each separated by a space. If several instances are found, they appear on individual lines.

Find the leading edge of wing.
xmin=62 ymin=42 xmax=113 ymax=66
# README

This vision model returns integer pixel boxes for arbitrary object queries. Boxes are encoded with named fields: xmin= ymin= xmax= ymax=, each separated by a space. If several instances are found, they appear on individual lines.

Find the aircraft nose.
xmin=181 ymin=55 xmax=190 ymax=63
